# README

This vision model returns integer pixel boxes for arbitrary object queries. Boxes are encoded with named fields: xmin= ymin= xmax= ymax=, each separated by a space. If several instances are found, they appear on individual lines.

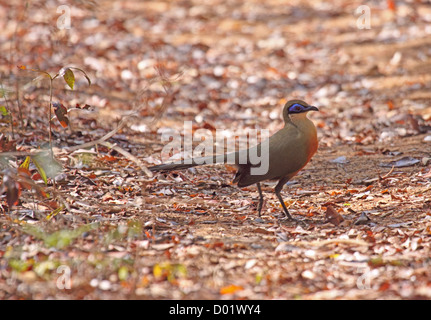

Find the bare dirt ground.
xmin=1 ymin=0 xmax=431 ymax=299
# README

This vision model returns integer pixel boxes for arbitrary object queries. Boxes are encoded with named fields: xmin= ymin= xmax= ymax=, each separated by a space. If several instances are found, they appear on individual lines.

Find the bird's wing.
xmin=234 ymin=125 xmax=311 ymax=187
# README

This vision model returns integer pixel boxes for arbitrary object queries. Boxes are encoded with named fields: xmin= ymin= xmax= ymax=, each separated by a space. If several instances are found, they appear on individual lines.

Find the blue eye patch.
xmin=288 ymin=103 xmax=305 ymax=113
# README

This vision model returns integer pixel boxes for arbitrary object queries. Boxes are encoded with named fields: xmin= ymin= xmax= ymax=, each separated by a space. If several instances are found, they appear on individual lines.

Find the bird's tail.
xmin=149 ymin=153 xmax=235 ymax=172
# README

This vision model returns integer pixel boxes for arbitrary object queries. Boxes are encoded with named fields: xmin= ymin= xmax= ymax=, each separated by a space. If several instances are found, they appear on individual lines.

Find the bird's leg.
xmin=256 ymin=182 xmax=264 ymax=217
xmin=274 ymin=179 xmax=294 ymax=220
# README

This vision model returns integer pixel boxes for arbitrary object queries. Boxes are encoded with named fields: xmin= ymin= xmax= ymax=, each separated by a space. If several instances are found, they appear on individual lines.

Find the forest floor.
xmin=1 ymin=0 xmax=431 ymax=299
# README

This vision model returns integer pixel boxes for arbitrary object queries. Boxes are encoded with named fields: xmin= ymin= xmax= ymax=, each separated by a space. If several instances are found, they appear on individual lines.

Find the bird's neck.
xmin=285 ymin=113 xmax=309 ymax=127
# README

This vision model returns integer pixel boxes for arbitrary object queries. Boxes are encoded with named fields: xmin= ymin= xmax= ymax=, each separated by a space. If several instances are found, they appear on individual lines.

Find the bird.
xmin=149 ymin=100 xmax=319 ymax=221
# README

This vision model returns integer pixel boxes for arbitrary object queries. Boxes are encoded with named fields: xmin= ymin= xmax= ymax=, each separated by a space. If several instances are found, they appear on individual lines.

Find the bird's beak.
xmin=307 ymin=106 xmax=319 ymax=112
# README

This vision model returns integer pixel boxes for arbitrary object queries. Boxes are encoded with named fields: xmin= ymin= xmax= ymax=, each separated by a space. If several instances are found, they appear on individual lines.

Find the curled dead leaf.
xmin=325 ymin=205 xmax=344 ymax=226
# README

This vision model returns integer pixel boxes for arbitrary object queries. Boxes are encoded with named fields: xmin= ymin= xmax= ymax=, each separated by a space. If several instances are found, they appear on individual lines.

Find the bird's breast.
xmin=288 ymin=117 xmax=318 ymax=166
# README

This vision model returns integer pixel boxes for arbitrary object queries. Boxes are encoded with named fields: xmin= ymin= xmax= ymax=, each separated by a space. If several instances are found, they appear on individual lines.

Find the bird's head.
xmin=282 ymin=100 xmax=318 ymax=123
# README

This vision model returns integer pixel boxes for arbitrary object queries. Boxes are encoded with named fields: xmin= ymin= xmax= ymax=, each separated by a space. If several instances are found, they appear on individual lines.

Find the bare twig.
xmin=65 ymin=113 xmax=153 ymax=177
xmin=65 ymin=63 xmax=181 ymax=177
xmin=99 ymin=140 xmax=153 ymax=178
xmin=65 ymin=115 xmax=129 ymax=152
xmin=380 ymin=165 xmax=395 ymax=180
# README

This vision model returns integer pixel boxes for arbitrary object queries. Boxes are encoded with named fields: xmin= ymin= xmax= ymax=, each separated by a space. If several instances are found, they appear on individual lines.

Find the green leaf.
xmin=60 ymin=67 xmax=75 ymax=90
xmin=9 ymin=259 xmax=32 ymax=273
xmin=44 ymin=230 xmax=74 ymax=249
xmin=34 ymin=260 xmax=58 ymax=276
xmin=118 ymin=266 xmax=129 ymax=281
xmin=46 ymin=205 xmax=64 ymax=221
xmin=19 ymin=156 xmax=31 ymax=170
xmin=23 ymin=223 xmax=99 ymax=249
xmin=0 ymin=105 xmax=9 ymax=116
xmin=45 ymin=223 xmax=98 ymax=249
xmin=31 ymin=156 xmax=48 ymax=185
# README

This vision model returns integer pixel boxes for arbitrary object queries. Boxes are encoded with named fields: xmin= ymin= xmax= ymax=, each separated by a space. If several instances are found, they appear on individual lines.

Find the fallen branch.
xmin=99 ymin=141 xmax=153 ymax=178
